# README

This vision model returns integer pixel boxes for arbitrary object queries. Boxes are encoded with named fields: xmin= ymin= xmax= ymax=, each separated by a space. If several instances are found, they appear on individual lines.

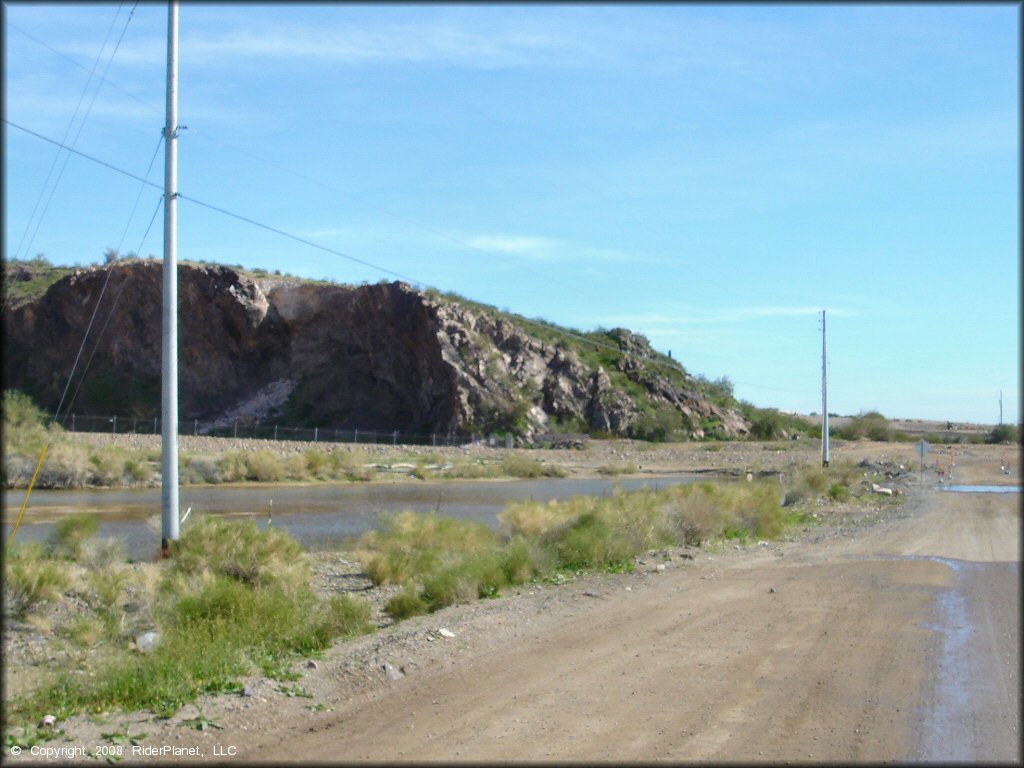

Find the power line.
xmin=6 ymin=118 xmax=419 ymax=283
xmin=12 ymin=4 xmax=128 ymax=260
xmin=17 ymin=3 xmax=140 ymax=262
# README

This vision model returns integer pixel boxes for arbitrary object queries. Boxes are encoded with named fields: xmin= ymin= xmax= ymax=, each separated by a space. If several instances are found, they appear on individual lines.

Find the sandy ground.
xmin=3 ymin=441 xmax=1020 ymax=764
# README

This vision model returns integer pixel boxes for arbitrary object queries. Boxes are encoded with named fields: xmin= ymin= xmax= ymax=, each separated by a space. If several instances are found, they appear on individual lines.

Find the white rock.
xmin=437 ymin=628 xmax=456 ymax=639
xmin=135 ymin=631 xmax=161 ymax=653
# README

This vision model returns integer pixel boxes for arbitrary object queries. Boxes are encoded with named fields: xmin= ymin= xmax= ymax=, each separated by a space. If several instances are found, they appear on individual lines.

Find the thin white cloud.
xmin=463 ymin=233 xmax=644 ymax=265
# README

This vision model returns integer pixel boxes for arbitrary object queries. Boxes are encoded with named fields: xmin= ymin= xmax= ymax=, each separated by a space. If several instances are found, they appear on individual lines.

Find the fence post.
xmin=194 ymin=419 xmax=198 ymax=436
xmin=432 ymin=432 xmax=436 ymax=446
xmin=334 ymin=429 xmax=338 ymax=442
xmin=112 ymin=415 xmax=117 ymax=434
xmin=274 ymin=424 xmax=278 ymax=441
xmin=153 ymin=417 xmax=158 ymax=434
xmin=393 ymin=430 xmax=398 ymax=445
xmin=234 ymin=421 xmax=238 ymax=439
xmin=354 ymin=429 xmax=358 ymax=444
xmin=71 ymin=414 xmax=76 ymax=432
xmin=314 ymin=427 xmax=318 ymax=442
xmin=133 ymin=417 xmax=137 ymax=434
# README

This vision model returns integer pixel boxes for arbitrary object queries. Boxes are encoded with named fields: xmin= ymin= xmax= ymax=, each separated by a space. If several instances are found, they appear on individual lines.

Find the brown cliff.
xmin=3 ymin=260 xmax=750 ymax=440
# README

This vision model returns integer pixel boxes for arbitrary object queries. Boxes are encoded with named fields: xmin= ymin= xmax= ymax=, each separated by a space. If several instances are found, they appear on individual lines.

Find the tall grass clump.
xmin=166 ymin=517 xmax=307 ymax=593
xmin=357 ymin=512 xmax=534 ymax=615
xmin=3 ymin=541 xmax=70 ymax=618
xmin=49 ymin=512 xmax=100 ymax=560
xmin=500 ymin=454 xmax=568 ymax=479
xmin=12 ymin=519 xmax=374 ymax=724
xmin=658 ymin=481 xmax=783 ymax=545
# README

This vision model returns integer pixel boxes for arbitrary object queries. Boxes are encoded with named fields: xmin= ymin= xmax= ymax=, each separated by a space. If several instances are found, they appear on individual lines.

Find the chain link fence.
xmin=51 ymin=413 xmax=505 ymax=448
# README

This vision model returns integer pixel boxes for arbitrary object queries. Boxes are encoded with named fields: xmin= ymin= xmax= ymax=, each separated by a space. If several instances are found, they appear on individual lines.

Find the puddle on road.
xmin=915 ymin=562 xmax=978 ymax=762
xmin=939 ymin=485 xmax=1020 ymax=493
xmin=840 ymin=554 xmax=1006 ymax=760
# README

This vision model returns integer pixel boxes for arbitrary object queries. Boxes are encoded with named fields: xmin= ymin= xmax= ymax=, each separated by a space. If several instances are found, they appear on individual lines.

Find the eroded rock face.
xmin=3 ymin=261 xmax=750 ymax=439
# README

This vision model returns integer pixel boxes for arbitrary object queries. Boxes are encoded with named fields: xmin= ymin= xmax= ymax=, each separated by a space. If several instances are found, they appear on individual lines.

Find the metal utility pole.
xmin=821 ymin=310 xmax=830 ymax=467
xmin=161 ymin=0 xmax=180 ymax=554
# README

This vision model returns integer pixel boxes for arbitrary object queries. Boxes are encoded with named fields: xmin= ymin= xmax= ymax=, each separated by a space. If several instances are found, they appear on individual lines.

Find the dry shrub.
xmin=78 ymin=536 xmax=126 ymax=568
xmin=283 ymin=453 xmax=309 ymax=481
xmin=662 ymin=484 xmax=730 ymax=545
xmin=245 ymin=451 xmax=284 ymax=482
xmin=499 ymin=497 xmax=585 ymax=539
xmin=216 ymin=452 xmax=249 ymax=483
xmin=35 ymin=443 xmax=91 ymax=489
xmin=183 ymin=456 xmax=221 ymax=484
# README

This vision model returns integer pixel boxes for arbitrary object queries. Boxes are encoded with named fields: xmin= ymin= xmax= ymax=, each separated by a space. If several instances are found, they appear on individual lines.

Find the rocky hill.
xmin=3 ymin=259 xmax=750 ymax=441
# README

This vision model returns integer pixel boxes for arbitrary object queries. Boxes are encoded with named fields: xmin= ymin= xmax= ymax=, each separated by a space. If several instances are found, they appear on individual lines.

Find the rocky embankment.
xmin=3 ymin=260 xmax=749 ymax=441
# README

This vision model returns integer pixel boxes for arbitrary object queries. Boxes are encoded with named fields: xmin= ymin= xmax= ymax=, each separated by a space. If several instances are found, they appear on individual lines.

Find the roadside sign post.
xmin=915 ymin=439 xmax=931 ymax=485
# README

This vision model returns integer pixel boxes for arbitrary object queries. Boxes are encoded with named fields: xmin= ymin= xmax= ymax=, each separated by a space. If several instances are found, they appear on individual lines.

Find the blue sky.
xmin=3 ymin=3 xmax=1020 ymax=424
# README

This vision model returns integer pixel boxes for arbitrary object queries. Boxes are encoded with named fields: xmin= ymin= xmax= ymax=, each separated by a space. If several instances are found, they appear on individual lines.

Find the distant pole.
xmin=999 ymin=390 xmax=1003 ymax=425
xmin=161 ymin=0 xmax=180 ymax=553
xmin=821 ymin=310 xmax=830 ymax=467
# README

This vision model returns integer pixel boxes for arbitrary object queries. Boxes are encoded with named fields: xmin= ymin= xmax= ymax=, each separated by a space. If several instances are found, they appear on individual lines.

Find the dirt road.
xmin=211 ymin=467 xmax=1017 ymax=762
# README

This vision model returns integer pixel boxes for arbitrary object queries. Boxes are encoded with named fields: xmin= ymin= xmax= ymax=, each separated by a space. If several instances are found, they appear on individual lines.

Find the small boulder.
xmin=135 ymin=631 xmax=161 ymax=654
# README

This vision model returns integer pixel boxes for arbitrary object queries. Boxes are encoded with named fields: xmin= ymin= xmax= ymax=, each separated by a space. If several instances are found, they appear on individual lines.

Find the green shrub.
xmin=123 ymin=458 xmax=151 ymax=483
xmin=86 ymin=565 xmax=129 ymax=612
xmin=835 ymin=411 xmax=891 ymax=441
xmin=303 ymin=450 xmax=330 ymax=479
xmin=827 ymin=482 xmax=851 ymax=502
xmin=89 ymin=451 xmax=125 ymax=486
xmin=988 ymin=424 xmax=1020 ymax=444
xmin=500 ymin=454 xmax=567 ymax=479
xmin=3 ymin=390 xmax=51 ymax=455
xmin=167 ymin=517 xmax=308 ymax=594
xmin=316 ymin=595 xmax=375 ymax=640
xmin=631 ymin=403 xmax=687 ymax=442
xmin=3 ymin=542 xmax=70 ymax=617
xmin=357 ymin=512 xmax=500 ymax=587
xmin=385 ymin=587 xmax=429 ymax=620
xmin=49 ymin=513 xmax=100 ymax=560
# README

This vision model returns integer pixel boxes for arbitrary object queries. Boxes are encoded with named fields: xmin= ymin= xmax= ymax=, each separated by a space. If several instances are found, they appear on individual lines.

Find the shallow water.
xmin=3 ymin=474 xmax=700 ymax=560
xmin=939 ymin=485 xmax=1020 ymax=494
